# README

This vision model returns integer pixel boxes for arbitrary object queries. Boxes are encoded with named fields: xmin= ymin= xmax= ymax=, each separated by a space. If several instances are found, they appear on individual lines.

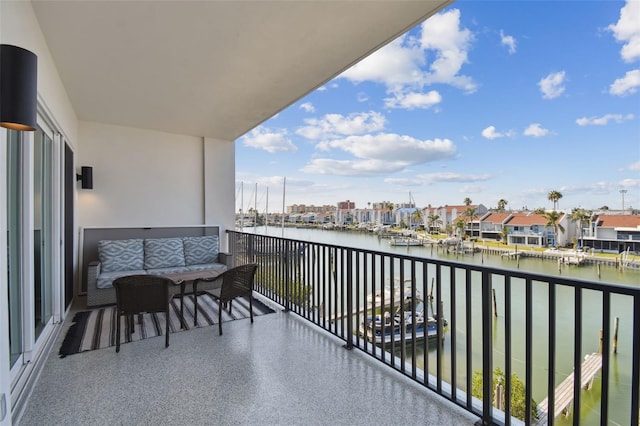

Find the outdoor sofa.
xmin=86 ymin=235 xmax=231 ymax=306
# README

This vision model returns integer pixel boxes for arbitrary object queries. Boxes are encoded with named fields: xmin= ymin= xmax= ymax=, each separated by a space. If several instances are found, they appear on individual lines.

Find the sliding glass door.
xmin=6 ymin=130 xmax=22 ymax=368
xmin=33 ymin=126 xmax=53 ymax=339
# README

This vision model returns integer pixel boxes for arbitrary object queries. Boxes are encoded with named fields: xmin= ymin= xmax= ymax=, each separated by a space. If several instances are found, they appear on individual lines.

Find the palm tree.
xmin=411 ymin=209 xmax=423 ymax=230
xmin=547 ymin=190 xmax=563 ymax=210
xmin=570 ymin=208 xmax=592 ymax=249
xmin=428 ymin=214 xmax=441 ymax=235
xmin=464 ymin=206 xmax=477 ymax=239
xmin=543 ymin=210 xmax=565 ymax=248
xmin=497 ymin=199 xmax=508 ymax=212
xmin=455 ymin=218 xmax=467 ymax=239
xmin=500 ymin=226 xmax=509 ymax=245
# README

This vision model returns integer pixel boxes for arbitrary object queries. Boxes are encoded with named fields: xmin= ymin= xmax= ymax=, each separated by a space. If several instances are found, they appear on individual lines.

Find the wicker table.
xmin=161 ymin=269 xmax=223 ymax=326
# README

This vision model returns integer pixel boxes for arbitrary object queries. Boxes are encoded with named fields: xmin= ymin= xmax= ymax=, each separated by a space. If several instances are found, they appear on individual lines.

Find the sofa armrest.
xmin=219 ymin=252 xmax=234 ymax=268
xmin=87 ymin=260 xmax=101 ymax=289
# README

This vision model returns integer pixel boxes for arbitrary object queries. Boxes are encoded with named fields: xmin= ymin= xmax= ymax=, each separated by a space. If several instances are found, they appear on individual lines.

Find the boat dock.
xmin=535 ymin=352 xmax=602 ymax=424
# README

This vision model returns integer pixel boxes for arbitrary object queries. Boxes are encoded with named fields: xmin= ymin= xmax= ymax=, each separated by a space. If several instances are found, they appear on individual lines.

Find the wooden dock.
xmin=536 ymin=352 xmax=602 ymax=424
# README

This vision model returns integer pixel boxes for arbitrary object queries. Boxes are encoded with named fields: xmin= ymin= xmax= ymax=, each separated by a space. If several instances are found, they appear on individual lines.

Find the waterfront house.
xmin=478 ymin=212 xmax=512 ymax=242
xmin=424 ymin=204 xmax=488 ymax=236
xmin=583 ymin=214 xmax=640 ymax=254
xmin=501 ymin=211 xmax=572 ymax=247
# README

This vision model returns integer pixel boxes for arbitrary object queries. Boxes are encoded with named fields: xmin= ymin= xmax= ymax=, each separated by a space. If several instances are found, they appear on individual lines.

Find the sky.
xmin=235 ymin=0 xmax=640 ymax=215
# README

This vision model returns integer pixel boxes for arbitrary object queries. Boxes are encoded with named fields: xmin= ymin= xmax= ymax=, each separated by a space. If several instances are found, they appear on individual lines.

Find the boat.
xmin=366 ymin=281 xmax=421 ymax=308
xmin=389 ymin=236 xmax=422 ymax=246
xmin=359 ymin=305 xmax=446 ymax=345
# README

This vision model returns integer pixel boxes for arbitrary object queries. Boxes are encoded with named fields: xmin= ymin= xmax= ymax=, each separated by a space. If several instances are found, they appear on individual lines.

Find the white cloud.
xmin=300 ymin=158 xmax=408 ymax=176
xmin=416 ymin=172 xmax=492 ymax=184
xmin=340 ymin=37 xmax=425 ymax=88
xmin=500 ymin=30 xmax=517 ymax=54
xmin=607 ymin=0 xmax=640 ymax=63
xmin=319 ymin=134 xmax=456 ymax=164
xmin=384 ymin=90 xmax=442 ymax=109
xmin=538 ymin=71 xmax=567 ymax=99
xmin=296 ymin=111 xmax=386 ymax=140
xmin=420 ymin=9 xmax=476 ymax=92
xmin=241 ymin=126 xmax=297 ymax=153
xmin=299 ymin=102 xmax=315 ymax=113
xmin=576 ymin=113 xmax=635 ymax=126
xmin=629 ymin=161 xmax=640 ymax=171
xmin=481 ymin=125 xmax=514 ymax=140
xmin=384 ymin=177 xmax=424 ymax=186
xmin=339 ymin=8 xmax=476 ymax=104
xmin=301 ymin=134 xmax=457 ymax=177
xmin=523 ymin=123 xmax=550 ymax=137
xmin=609 ymin=69 xmax=640 ymax=96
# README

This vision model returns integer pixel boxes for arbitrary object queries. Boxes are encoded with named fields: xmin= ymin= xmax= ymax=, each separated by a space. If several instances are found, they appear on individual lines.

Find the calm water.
xmin=247 ymin=226 xmax=639 ymax=425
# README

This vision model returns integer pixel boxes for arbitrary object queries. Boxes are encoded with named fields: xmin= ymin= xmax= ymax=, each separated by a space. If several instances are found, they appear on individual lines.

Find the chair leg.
xmin=193 ymin=292 xmax=199 ymax=327
xmin=249 ymin=296 xmax=254 ymax=324
xmin=165 ymin=310 xmax=170 ymax=348
xmin=218 ymin=300 xmax=223 ymax=335
xmin=128 ymin=314 xmax=134 ymax=334
xmin=228 ymin=300 xmax=233 ymax=314
xmin=116 ymin=313 xmax=121 ymax=353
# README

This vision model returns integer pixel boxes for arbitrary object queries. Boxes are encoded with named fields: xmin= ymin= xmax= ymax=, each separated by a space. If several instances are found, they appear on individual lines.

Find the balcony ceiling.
xmin=31 ymin=0 xmax=453 ymax=141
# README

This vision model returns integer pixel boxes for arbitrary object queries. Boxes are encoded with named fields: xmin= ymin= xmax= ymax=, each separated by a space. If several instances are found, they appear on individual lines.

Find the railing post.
xmin=284 ymin=239 xmax=290 ymax=312
xmin=631 ymin=294 xmax=640 ymax=426
xmin=344 ymin=248 xmax=353 ymax=350
xmin=479 ymin=270 xmax=494 ymax=425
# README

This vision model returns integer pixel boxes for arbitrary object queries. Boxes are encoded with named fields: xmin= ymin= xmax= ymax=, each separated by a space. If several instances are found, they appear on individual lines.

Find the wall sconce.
xmin=77 ymin=166 xmax=93 ymax=189
xmin=0 ymin=44 xmax=38 ymax=131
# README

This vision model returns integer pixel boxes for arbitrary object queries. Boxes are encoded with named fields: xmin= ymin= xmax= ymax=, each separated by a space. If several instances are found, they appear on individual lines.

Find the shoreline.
xmin=250 ymin=222 xmax=640 ymax=271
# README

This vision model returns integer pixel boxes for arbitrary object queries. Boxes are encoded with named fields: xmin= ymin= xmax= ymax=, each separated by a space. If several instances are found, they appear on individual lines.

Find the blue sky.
xmin=236 ymin=0 xmax=640 ymax=214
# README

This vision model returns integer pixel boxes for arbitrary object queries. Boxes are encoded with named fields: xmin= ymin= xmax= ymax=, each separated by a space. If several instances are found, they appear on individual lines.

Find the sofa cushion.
xmin=183 ymin=236 xmax=219 ymax=265
xmin=98 ymin=239 xmax=144 ymax=273
xmin=144 ymin=238 xmax=186 ymax=269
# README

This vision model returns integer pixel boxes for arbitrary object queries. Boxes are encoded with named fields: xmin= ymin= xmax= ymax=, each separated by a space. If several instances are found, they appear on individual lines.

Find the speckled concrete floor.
xmin=17 ymin=298 xmax=478 ymax=426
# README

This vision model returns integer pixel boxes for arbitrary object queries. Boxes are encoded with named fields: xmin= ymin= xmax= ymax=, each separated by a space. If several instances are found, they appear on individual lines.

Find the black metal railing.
xmin=228 ymin=231 xmax=640 ymax=426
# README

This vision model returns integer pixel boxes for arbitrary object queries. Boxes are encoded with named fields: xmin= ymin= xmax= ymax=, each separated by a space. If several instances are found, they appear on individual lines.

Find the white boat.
xmin=366 ymin=282 xmax=421 ymax=308
xmin=389 ymin=237 xmax=422 ymax=246
xmin=359 ymin=306 xmax=446 ymax=345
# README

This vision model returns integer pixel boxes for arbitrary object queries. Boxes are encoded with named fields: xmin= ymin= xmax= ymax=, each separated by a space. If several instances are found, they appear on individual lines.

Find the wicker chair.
xmin=113 ymin=274 xmax=175 ymax=352
xmin=197 ymin=263 xmax=258 ymax=335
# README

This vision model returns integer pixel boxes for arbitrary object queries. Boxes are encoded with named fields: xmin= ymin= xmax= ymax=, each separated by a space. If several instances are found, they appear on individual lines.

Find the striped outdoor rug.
xmin=58 ymin=294 xmax=275 ymax=357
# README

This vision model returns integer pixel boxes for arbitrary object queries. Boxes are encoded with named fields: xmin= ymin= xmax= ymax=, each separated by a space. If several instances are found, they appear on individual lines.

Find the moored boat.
xmin=359 ymin=307 xmax=446 ymax=345
xmin=389 ymin=236 xmax=422 ymax=246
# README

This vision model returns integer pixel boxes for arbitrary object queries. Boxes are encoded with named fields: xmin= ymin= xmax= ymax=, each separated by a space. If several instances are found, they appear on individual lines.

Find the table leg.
xmin=180 ymin=282 xmax=186 ymax=329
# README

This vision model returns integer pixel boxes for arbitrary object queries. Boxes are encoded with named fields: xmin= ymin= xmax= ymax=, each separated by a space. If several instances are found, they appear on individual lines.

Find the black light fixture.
xmin=0 ymin=44 xmax=38 ymax=131
xmin=77 ymin=166 xmax=93 ymax=189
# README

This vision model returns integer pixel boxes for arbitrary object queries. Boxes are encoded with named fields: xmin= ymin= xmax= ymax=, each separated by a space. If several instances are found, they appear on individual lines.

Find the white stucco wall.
xmin=78 ymin=122 xmax=208 ymax=227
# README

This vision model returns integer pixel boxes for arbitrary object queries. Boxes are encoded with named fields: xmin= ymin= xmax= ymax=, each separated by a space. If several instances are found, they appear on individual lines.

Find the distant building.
xmin=424 ymin=204 xmax=488 ymax=235
xmin=337 ymin=200 xmax=356 ymax=210
xmin=582 ymin=214 xmax=640 ymax=253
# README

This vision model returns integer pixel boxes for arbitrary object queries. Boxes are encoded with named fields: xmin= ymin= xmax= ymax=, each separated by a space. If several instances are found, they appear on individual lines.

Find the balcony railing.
xmin=228 ymin=231 xmax=640 ymax=426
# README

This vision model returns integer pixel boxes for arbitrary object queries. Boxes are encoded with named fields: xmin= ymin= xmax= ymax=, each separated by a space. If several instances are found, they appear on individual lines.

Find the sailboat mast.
xmin=281 ymin=177 xmax=286 ymax=236
xmin=265 ymin=186 xmax=269 ymax=232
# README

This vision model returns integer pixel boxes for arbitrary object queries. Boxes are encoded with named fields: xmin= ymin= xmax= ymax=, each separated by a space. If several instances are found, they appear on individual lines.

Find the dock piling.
xmin=492 ymin=288 xmax=498 ymax=318
xmin=613 ymin=317 xmax=619 ymax=354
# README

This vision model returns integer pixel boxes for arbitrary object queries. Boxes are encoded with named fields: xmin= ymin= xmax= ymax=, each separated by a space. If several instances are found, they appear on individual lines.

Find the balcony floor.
xmin=18 ymin=296 xmax=478 ymax=426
